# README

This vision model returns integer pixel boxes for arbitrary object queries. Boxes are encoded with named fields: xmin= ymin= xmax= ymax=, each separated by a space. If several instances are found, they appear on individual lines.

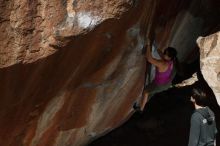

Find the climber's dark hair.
xmin=164 ymin=47 xmax=181 ymax=76
xmin=192 ymin=87 xmax=208 ymax=106
xmin=164 ymin=47 xmax=177 ymax=61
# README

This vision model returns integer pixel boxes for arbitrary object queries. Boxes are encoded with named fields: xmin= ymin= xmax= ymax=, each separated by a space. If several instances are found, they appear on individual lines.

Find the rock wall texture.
xmin=0 ymin=0 xmax=138 ymax=67
xmin=0 ymin=0 xmax=149 ymax=146
xmin=197 ymin=31 xmax=220 ymax=105
xmin=0 ymin=0 xmax=219 ymax=146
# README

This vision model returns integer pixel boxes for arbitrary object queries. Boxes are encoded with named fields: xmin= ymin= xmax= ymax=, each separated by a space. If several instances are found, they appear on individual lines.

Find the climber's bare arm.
xmin=145 ymin=44 xmax=165 ymax=69
xmin=157 ymin=48 xmax=164 ymax=59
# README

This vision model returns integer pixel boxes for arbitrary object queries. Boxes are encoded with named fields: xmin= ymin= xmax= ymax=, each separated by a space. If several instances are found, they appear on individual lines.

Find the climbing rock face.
xmin=0 ymin=0 xmax=219 ymax=146
xmin=197 ymin=31 xmax=220 ymax=106
xmin=0 ymin=0 xmax=65 ymax=67
xmin=0 ymin=0 xmax=147 ymax=146
xmin=0 ymin=0 xmax=134 ymax=68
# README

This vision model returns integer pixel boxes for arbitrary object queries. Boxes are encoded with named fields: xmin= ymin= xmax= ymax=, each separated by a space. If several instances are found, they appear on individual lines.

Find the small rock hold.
xmin=88 ymin=132 xmax=97 ymax=138
xmin=217 ymin=72 xmax=220 ymax=82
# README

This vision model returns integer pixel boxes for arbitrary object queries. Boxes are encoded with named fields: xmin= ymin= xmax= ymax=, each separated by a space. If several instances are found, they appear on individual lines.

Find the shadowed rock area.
xmin=89 ymin=76 xmax=220 ymax=146
xmin=0 ymin=0 xmax=219 ymax=146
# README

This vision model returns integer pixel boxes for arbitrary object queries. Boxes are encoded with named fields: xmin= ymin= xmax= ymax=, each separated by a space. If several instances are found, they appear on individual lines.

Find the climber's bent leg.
xmin=140 ymin=90 xmax=149 ymax=111
xmin=136 ymin=82 xmax=156 ymax=111
xmin=133 ymin=81 xmax=172 ymax=112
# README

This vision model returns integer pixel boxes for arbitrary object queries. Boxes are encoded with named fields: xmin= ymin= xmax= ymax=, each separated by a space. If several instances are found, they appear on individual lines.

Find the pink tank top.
xmin=154 ymin=61 xmax=173 ymax=85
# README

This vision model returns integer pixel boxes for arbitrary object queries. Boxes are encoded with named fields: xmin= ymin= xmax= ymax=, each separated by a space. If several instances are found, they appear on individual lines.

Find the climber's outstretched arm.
xmin=145 ymin=44 xmax=165 ymax=69
xmin=157 ymin=48 xmax=164 ymax=59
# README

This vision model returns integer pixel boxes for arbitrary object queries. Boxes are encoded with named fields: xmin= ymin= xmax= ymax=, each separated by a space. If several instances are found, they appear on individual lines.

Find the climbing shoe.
xmin=133 ymin=102 xmax=143 ymax=113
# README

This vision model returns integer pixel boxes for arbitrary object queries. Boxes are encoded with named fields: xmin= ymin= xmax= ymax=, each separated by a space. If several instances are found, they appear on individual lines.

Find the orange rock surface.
xmin=0 ymin=0 xmax=219 ymax=146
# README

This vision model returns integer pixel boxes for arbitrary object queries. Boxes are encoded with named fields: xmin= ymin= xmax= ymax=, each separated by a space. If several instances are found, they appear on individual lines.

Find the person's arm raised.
xmin=157 ymin=48 xmax=164 ymax=59
xmin=145 ymin=44 xmax=164 ymax=69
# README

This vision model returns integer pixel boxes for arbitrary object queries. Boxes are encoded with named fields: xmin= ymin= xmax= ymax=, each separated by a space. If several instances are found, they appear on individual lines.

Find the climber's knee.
xmin=143 ymin=90 xmax=149 ymax=97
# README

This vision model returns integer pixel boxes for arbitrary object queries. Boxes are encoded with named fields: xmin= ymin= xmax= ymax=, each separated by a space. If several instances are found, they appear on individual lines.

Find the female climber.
xmin=134 ymin=42 xmax=178 ymax=111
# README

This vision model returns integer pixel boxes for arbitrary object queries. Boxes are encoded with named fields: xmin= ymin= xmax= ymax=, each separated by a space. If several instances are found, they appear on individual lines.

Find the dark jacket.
xmin=188 ymin=107 xmax=218 ymax=146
